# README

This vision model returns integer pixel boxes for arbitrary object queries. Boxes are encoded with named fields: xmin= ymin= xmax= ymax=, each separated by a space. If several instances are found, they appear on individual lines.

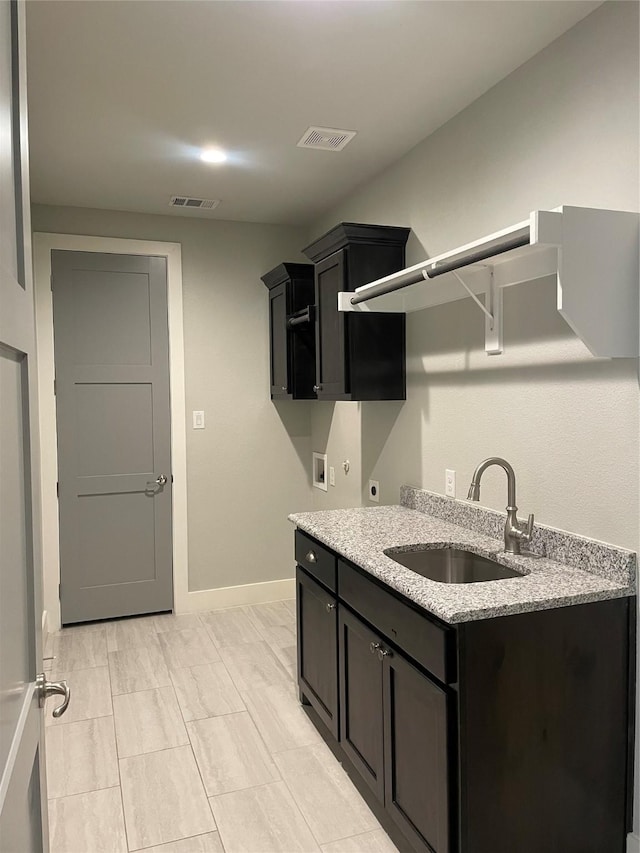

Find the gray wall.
xmin=305 ymin=0 xmax=640 ymax=835
xmin=308 ymin=0 xmax=639 ymax=546
xmin=31 ymin=204 xmax=314 ymax=592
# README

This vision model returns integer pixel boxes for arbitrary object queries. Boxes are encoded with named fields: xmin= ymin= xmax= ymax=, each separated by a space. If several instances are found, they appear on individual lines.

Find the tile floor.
xmin=45 ymin=600 xmax=398 ymax=853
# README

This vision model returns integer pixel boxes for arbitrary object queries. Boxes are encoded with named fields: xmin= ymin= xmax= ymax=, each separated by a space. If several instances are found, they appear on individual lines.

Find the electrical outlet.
xmin=329 ymin=466 xmax=336 ymax=487
xmin=369 ymin=479 xmax=380 ymax=503
xmin=445 ymin=469 xmax=456 ymax=497
xmin=193 ymin=410 xmax=205 ymax=429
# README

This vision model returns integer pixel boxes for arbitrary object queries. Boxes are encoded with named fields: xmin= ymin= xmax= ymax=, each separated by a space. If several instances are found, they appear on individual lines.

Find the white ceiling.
xmin=26 ymin=0 xmax=600 ymax=225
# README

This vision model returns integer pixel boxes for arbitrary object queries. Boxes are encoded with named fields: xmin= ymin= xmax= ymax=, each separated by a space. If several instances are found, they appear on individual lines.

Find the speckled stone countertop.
xmin=289 ymin=488 xmax=636 ymax=624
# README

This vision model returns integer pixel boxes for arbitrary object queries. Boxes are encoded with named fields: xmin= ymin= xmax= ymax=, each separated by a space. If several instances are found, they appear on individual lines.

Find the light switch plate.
xmin=193 ymin=410 xmax=205 ymax=429
xmin=329 ymin=466 xmax=336 ymax=487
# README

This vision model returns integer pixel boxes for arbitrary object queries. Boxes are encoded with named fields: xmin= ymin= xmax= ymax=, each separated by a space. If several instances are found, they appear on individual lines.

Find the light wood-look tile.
xmin=144 ymin=833 xmax=224 ymax=853
xmin=274 ymin=744 xmax=378 ymax=844
xmin=257 ymin=623 xmax=296 ymax=649
xmin=153 ymin=613 xmax=203 ymax=634
xmin=46 ymin=716 xmax=119 ymax=799
xmin=241 ymin=683 xmax=320 ymax=754
xmin=273 ymin=644 xmax=297 ymax=681
xmin=171 ymin=662 xmax=245 ymax=721
xmin=244 ymin=601 xmax=295 ymax=631
xmin=158 ymin=627 xmax=221 ymax=671
xmin=187 ymin=712 xmax=280 ymax=796
xmin=320 ymin=830 xmax=399 ymax=853
xmin=51 ymin=629 xmax=108 ymax=673
xmin=48 ymin=787 xmax=128 ymax=853
xmin=200 ymin=608 xmax=262 ymax=647
xmin=283 ymin=598 xmax=297 ymax=618
xmin=46 ymin=666 xmax=112 ymax=727
xmin=108 ymin=643 xmax=171 ymax=695
xmin=119 ymin=746 xmax=215 ymax=851
xmin=106 ymin=617 xmax=159 ymax=652
xmin=218 ymin=642 xmax=290 ymax=692
xmin=210 ymin=781 xmax=320 ymax=853
xmin=113 ymin=686 xmax=189 ymax=757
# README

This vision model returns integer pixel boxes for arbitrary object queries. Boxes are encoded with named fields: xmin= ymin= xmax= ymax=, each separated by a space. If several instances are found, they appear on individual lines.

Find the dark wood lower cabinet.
xmin=296 ymin=567 xmax=338 ymax=738
xmin=338 ymin=606 xmax=385 ymax=802
xmin=296 ymin=537 xmax=635 ymax=853
xmin=384 ymin=648 xmax=450 ymax=853
xmin=339 ymin=605 xmax=451 ymax=853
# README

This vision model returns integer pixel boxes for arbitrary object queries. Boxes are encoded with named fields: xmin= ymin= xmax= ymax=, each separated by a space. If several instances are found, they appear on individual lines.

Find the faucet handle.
xmin=523 ymin=513 xmax=535 ymax=542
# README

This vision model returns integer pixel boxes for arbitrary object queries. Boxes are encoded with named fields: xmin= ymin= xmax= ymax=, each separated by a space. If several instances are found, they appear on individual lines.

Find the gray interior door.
xmin=0 ymin=1 xmax=49 ymax=849
xmin=51 ymin=251 xmax=173 ymax=624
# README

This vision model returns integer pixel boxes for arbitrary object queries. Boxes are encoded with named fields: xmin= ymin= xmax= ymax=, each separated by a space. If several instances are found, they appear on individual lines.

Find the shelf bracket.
xmin=484 ymin=269 xmax=503 ymax=355
xmin=424 ymin=266 xmax=502 ymax=354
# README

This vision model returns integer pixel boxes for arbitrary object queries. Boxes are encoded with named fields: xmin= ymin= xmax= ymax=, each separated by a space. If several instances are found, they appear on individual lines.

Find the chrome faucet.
xmin=467 ymin=457 xmax=534 ymax=555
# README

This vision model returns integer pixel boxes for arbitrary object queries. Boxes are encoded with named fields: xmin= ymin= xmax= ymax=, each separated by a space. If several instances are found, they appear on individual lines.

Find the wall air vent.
xmin=170 ymin=196 xmax=220 ymax=210
xmin=297 ymin=126 xmax=357 ymax=152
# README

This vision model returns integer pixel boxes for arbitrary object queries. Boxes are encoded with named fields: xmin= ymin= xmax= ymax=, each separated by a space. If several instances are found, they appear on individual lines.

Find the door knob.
xmin=377 ymin=647 xmax=393 ymax=661
xmin=370 ymin=641 xmax=381 ymax=655
xmin=155 ymin=474 xmax=168 ymax=486
xmin=326 ymin=602 xmax=336 ymax=612
xmin=36 ymin=673 xmax=71 ymax=718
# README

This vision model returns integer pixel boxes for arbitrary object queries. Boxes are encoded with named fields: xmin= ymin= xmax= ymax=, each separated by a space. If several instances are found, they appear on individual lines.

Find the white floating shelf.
xmin=338 ymin=206 xmax=639 ymax=357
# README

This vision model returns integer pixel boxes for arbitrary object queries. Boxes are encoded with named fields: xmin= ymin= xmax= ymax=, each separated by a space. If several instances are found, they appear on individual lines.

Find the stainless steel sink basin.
xmin=383 ymin=547 xmax=524 ymax=583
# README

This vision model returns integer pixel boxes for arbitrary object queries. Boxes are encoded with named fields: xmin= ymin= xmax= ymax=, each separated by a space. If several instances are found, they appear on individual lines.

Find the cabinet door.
xmin=269 ymin=282 xmax=290 ymax=398
xmin=296 ymin=567 xmax=338 ymax=738
xmin=338 ymin=607 xmax=385 ymax=802
xmin=315 ymin=249 xmax=348 ymax=399
xmin=384 ymin=650 xmax=450 ymax=853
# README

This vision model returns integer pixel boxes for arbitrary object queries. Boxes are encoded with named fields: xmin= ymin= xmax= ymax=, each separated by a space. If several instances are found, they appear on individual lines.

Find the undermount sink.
xmin=383 ymin=546 xmax=524 ymax=584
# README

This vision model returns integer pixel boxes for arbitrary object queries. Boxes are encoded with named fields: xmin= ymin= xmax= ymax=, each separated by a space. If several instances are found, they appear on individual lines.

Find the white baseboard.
xmin=628 ymin=831 xmax=640 ymax=853
xmin=177 ymin=577 xmax=295 ymax=614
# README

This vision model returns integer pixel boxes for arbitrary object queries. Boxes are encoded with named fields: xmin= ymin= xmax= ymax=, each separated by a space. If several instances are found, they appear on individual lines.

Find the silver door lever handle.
xmin=155 ymin=474 xmax=168 ymax=486
xmin=37 ymin=673 xmax=71 ymax=718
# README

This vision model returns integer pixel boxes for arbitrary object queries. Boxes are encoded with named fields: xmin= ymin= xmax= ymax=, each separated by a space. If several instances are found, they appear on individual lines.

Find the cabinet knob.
xmin=313 ymin=384 xmax=322 ymax=393
xmin=377 ymin=647 xmax=393 ymax=661
xmin=305 ymin=550 xmax=317 ymax=564
xmin=281 ymin=386 xmax=287 ymax=392
xmin=370 ymin=641 xmax=381 ymax=655
xmin=326 ymin=602 xmax=336 ymax=612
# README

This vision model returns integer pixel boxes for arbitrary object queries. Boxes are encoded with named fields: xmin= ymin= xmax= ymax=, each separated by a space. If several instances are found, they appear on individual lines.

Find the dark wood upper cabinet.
xmin=303 ymin=223 xmax=410 ymax=401
xmin=261 ymin=263 xmax=315 ymax=400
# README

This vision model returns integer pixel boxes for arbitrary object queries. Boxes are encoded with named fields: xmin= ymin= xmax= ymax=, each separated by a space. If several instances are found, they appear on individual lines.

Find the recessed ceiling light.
xmin=200 ymin=148 xmax=227 ymax=164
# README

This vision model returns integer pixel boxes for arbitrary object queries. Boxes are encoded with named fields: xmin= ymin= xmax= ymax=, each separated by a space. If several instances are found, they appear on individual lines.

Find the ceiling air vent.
xmin=170 ymin=196 xmax=220 ymax=210
xmin=297 ymin=126 xmax=357 ymax=152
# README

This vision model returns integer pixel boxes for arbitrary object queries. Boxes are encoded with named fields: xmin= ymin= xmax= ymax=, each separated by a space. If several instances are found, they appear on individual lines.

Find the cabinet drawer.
xmin=339 ymin=559 xmax=455 ymax=684
xmin=295 ymin=530 xmax=337 ymax=592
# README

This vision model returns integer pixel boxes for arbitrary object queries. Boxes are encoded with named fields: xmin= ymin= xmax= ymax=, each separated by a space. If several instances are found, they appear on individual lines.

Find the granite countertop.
xmin=288 ymin=494 xmax=636 ymax=624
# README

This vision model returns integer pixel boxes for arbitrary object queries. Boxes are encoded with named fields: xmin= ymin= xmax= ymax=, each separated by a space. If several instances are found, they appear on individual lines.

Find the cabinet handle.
xmin=305 ymin=550 xmax=317 ymax=564
xmin=377 ymin=647 xmax=393 ymax=661
xmin=326 ymin=602 xmax=336 ymax=612
xmin=370 ymin=641 xmax=381 ymax=655
xmin=313 ymin=384 xmax=322 ymax=393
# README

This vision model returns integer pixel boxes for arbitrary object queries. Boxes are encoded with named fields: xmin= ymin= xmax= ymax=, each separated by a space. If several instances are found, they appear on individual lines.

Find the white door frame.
xmin=33 ymin=233 xmax=189 ymax=631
